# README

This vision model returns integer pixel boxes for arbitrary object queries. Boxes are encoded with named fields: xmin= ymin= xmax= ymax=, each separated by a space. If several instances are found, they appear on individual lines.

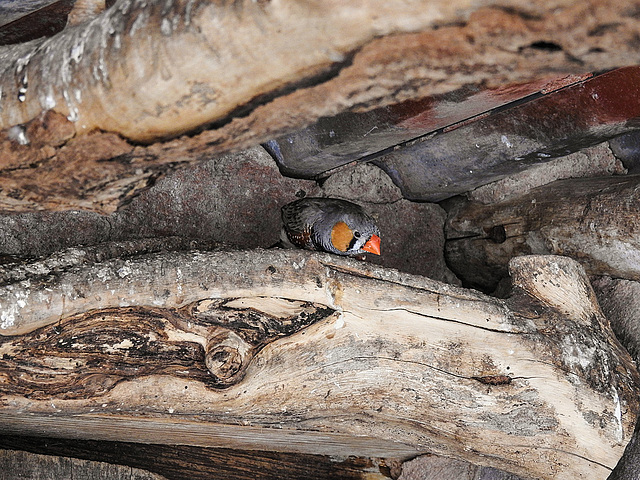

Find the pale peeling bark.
xmin=2 ymin=2 xmax=640 ymax=214
xmin=1 ymin=0 xmax=640 ymax=145
xmin=0 ymin=249 xmax=637 ymax=480
xmin=0 ymin=0 xmax=467 ymax=142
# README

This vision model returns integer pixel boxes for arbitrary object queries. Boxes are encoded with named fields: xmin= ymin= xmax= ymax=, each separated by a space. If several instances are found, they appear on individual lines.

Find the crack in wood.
xmin=321 ymin=262 xmax=507 ymax=308
xmin=310 ymin=355 xmax=514 ymax=387
xmin=509 ymin=444 xmax=613 ymax=471
xmin=368 ymin=306 xmax=521 ymax=335
xmin=0 ymin=251 xmax=635 ymax=478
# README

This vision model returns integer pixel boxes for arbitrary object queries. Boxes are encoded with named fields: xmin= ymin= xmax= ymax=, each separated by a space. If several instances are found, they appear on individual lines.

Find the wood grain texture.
xmin=0 ymin=299 xmax=333 ymax=396
xmin=0 ymin=448 xmax=164 ymax=480
xmin=592 ymin=276 xmax=640 ymax=362
xmin=0 ymin=435 xmax=389 ymax=480
xmin=0 ymin=248 xmax=637 ymax=479
xmin=0 ymin=0 xmax=465 ymax=141
xmin=2 ymin=0 xmax=640 ymax=142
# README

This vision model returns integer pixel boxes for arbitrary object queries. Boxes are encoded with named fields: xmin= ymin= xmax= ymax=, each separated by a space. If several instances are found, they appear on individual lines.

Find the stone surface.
xmin=365 ymin=200 xmax=459 ymax=284
xmin=398 ymin=454 xmax=525 ymax=480
xmin=468 ymin=142 xmax=627 ymax=204
xmin=0 ymin=147 xmax=456 ymax=284
xmin=321 ymin=162 xmax=404 ymax=204
xmin=111 ymin=147 xmax=321 ymax=250
xmin=0 ymin=146 xmax=319 ymax=258
xmin=609 ymin=131 xmax=640 ymax=174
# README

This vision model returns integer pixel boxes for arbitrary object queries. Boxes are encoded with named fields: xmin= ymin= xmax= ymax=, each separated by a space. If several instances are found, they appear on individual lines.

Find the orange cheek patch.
xmin=331 ymin=221 xmax=353 ymax=252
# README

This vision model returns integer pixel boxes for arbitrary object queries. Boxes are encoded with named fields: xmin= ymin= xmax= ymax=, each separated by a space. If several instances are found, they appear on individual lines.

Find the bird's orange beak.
xmin=362 ymin=234 xmax=381 ymax=255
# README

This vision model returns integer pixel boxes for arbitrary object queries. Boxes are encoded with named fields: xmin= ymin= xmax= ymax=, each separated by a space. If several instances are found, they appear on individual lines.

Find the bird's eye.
xmin=353 ymin=230 xmax=361 ymax=239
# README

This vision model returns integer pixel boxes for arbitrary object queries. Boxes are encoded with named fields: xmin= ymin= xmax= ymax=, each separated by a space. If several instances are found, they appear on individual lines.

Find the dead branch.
xmin=0 ymin=248 xmax=636 ymax=480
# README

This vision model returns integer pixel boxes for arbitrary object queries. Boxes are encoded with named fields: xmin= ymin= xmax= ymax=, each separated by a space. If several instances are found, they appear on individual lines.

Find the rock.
xmin=468 ymin=142 xmax=626 ymax=204
xmin=0 ymin=146 xmax=320 ymax=257
xmin=398 ymin=454 xmax=525 ymax=480
xmin=112 ymin=146 xmax=320 ymax=249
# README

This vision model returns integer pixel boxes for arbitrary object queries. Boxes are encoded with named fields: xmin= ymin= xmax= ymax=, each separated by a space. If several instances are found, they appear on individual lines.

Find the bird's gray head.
xmin=315 ymin=209 xmax=381 ymax=256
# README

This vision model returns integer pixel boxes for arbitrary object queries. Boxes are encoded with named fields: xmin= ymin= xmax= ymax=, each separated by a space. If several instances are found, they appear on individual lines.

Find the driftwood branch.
xmin=1 ymin=299 xmax=333 ymax=395
xmin=0 ymin=248 xmax=637 ymax=480
xmin=0 ymin=0 xmax=459 ymax=142
xmin=1 ymin=0 xmax=640 ymax=145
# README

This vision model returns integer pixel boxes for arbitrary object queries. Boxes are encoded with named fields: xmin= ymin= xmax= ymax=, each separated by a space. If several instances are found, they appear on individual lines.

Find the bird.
xmin=279 ymin=197 xmax=381 ymax=257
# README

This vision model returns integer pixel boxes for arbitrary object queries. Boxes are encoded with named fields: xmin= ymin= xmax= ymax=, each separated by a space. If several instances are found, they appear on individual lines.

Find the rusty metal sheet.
xmin=0 ymin=0 xmax=74 ymax=45
xmin=264 ymin=76 xmax=562 ymax=178
xmin=265 ymin=67 xmax=640 ymax=201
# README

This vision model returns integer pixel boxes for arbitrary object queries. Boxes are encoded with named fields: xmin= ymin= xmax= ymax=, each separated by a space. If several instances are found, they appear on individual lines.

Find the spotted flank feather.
xmin=285 ymin=227 xmax=314 ymax=250
xmin=280 ymin=201 xmax=316 ymax=250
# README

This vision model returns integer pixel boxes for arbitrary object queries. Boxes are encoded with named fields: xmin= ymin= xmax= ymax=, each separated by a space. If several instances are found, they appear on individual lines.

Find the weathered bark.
xmin=0 ymin=248 xmax=637 ymax=480
xmin=3 ymin=0 xmax=640 ymax=143
xmin=3 ymin=2 xmax=640 ymax=213
xmin=445 ymin=174 xmax=640 ymax=292
xmin=0 ymin=300 xmax=334 ymax=394
xmin=67 ymin=0 xmax=108 ymax=27
xmin=0 ymin=0 xmax=465 ymax=141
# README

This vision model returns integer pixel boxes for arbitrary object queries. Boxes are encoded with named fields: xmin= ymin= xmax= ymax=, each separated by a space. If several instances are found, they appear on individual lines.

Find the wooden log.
xmin=0 ymin=434 xmax=393 ymax=480
xmin=3 ymin=0 xmax=640 ymax=143
xmin=592 ymin=276 xmax=640 ymax=364
xmin=445 ymin=174 xmax=640 ymax=292
xmin=0 ymin=447 xmax=163 ymax=480
xmin=588 ymin=277 xmax=640 ymax=480
xmin=0 ymin=248 xmax=637 ymax=480
xmin=0 ymin=0 xmax=464 ymax=142
xmin=0 ymin=450 xmax=166 ymax=480
xmin=0 ymin=1 xmax=74 ymax=46
xmin=3 ymin=2 xmax=640 ymax=214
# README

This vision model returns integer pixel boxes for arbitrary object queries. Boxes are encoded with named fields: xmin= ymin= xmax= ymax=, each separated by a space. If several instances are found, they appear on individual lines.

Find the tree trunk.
xmin=0 ymin=248 xmax=637 ymax=480
xmin=445 ymin=174 xmax=640 ymax=292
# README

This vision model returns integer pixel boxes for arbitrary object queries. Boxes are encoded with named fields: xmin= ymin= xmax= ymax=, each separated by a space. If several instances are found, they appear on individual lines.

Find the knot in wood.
xmin=205 ymin=331 xmax=253 ymax=387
